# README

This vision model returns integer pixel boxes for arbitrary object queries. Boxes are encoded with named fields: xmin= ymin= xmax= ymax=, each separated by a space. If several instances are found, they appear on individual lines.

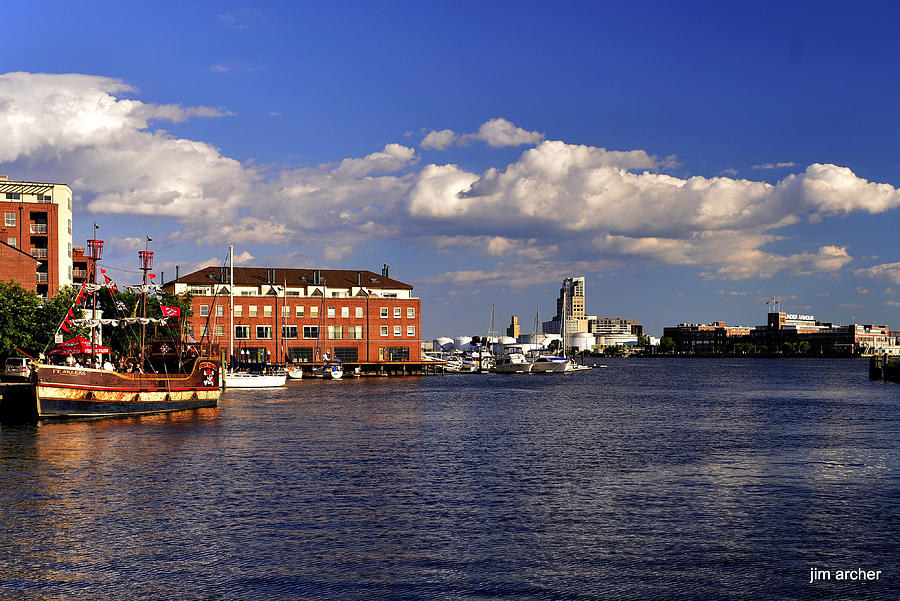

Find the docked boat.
xmin=287 ymin=365 xmax=304 ymax=379
xmin=526 ymin=349 xmax=574 ymax=373
xmin=317 ymin=360 xmax=344 ymax=380
xmin=492 ymin=348 xmax=532 ymax=374
xmin=224 ymin=369 xmax=287 ymax=388
xmin=30 ymin=234 xmax=221 ymax=419
xmin=32 ymin=358 xmax=221 ymax=418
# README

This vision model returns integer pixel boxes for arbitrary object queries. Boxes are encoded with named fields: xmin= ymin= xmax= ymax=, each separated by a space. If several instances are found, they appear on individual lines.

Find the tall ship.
xmin=29 ymin=233 xmax=221 ymax=419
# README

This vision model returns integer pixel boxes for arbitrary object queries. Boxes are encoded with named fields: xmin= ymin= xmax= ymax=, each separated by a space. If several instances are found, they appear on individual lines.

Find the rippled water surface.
xmin=1 ymin=358 xmax=898 ymax=600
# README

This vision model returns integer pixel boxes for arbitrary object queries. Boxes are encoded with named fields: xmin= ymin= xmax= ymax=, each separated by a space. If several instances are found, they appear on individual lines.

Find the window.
xmin=380 ymin=307 xmax=389 ymax=318
xmin=68 ymin=219 xmax=72 ymax=234
xmin=235 ymin=325 xmax=250 ymax=339
xmin=327 ymin=325 xmax=343 ymax=339
xmin=283 ymin=325 xmax=298 ymax=339
xmin=382 ymin=347 xmax=409 ymax=361
xmin=199 ymin=305 xmax=209 ymax=317
xmin=296 ymin=305 xmax=305 ymax=317
xmin=394 ymin=325 xmax=401 ymax=336
xmin=327 ymin=306 xmax=335 ymax=318
xmin=249 ymin=305 xmax=258 ymax=317
xmin=333 ymin=347 xmax=358 ymax=362
xmin=348 ymin=325 xmax=363 ymax=339
xmin=303 ymin=325 xmax=319 ymax=339
xmin=216 ymin=305 xmax=224 ymax=317
xmin=233 ymin=305 xmax=243 ymax=317
xmin=288 ymin=347 xmax=313 ymax=362
xmin=6 ymin=237 xmax=15 ymax=247
xmin=256 ymin=325 xmax=272 ymax=339
xmin=215 ymin=325 xmax=225 ymax=337
xmin=310 ymin=306 xmax=319 ymax=318
xmin=355 ymin=306 xmax=363 ymax=318
xmin=263 ymin=306 xmax=272 ymax=318
xmin=393 ymin=307 xmax=402 ymax=318
xmin=407 ymin=307 xmax=415 ymax=318
xmin=201 ymin=325 xmax=209 ymax=337
xmin=341 ymin=306 xmax=349 ymax=318
xmin=5 ymin=194 xmax=20 ymax=201
xmin=380 ymin=325 xmax=389 ymax=336
xmin=282 ymin=306 xmax=290 ymax=318
xmin=5 ymin=212 xmax=16 ymax=227
xmin=407 ymin=326 xmax=415 ymax=337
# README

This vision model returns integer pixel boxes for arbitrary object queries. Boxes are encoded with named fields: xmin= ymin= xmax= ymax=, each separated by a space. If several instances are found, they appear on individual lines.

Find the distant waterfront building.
xmin=165 ymin=265 xmax=421 ymax=364
xmin=542 ymin=277 xmax=589 ymax=335
xmin=507 ymin=315 xmax=521 ymax=338
xmin=662 ymin=309 xmax=900 ymax=355
xmin=0 ymin=175 xmax=74 ymax=299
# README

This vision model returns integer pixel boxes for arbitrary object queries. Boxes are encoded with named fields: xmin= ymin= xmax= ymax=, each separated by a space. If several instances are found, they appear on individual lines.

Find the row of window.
xmin=199 ymin=304 xmax=415 ymax=319
xmin=202 ymin=324 xmax=416 ymax=339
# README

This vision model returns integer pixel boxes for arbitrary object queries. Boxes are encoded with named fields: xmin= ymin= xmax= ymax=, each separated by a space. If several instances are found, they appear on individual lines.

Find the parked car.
xmin=4 ymin=357 xmax=32 ymax=380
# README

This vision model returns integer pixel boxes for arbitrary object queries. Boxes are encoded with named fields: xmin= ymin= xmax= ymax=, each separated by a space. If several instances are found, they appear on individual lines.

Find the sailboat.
xmin=30 ymin=233 xmax=222 ymax=418
xmin=223 ymin=245 xmax=286 ymax=389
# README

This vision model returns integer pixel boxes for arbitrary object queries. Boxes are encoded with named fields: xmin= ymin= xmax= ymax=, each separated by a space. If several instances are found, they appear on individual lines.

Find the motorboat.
xmin=287 ymin=365 xmax=304 ymax=379
xmin=492 ymin=348 xmax=532 ymax=374
xmin=317 ymin=360 xmax=344 ymax=380
xmin=526 ymin=349 xmax=574 ymax=373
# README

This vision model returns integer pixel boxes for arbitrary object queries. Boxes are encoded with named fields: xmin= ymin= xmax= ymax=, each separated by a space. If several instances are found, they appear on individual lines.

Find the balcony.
xmin=30 ymin=223 xmax=48 ymax=234
xmin=36 ymin=273 xmax=48 ymax=283
xmin=31 ymin=248 xmax=48 ymax=259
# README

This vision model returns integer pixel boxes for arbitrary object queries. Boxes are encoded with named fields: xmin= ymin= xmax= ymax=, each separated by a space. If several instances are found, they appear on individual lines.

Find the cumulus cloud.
xmin=3 ymin=71 xmax=900 ymax=283
xmin=855 ymin=261 xmax=900 ymax=284
xmin=460 ymin=118 xmax=545 ymax=148
xmin=420 ymin=129 xmax=458 ymax=150
xmin=421 ymin=118 xmax=544 ymax=150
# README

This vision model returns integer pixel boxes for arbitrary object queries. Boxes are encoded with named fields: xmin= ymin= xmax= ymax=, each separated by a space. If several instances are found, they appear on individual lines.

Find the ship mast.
xmin=229 ymin=245 xmax=234 ymax=371
xmin=138 ymin=237 xmax=154 ymax=366
xmin=86 ymin=224 xmax=104 ymax=366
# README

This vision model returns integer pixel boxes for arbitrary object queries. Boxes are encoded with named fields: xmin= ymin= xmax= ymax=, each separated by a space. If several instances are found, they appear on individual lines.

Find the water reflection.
xmin=0 ymin=359 xmax=898 ymax=599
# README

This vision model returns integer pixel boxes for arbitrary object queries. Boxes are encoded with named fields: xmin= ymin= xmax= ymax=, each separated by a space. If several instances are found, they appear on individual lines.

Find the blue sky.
xmin=4 ymin=1 xmax=900 ymax=338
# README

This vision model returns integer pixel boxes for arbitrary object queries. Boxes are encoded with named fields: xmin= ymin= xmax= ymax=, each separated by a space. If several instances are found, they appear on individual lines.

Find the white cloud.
xmin=421 ymin=129 xmax=458 ymax=150
xmin=752 ymin=161 xmax=797 ymax=170
xmin=3 ymin=71 xmax=899 ymax=283
xmin=460 ymin=118 xmax=545 ymax=148
xmin=855 ymin=261 xmax=900 ymax=284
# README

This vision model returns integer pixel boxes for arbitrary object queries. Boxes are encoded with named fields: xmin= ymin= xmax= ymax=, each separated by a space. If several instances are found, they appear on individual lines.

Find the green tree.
xmin=33 ymin=286 xmax=87 ymax=352
xmin=658 ymin=336 xmax=676 ymax=354
xmin=637 ymin=334 xmax=650 ymax=348
xmin=0 ymin=280 xmax=42 ymax=359
xmin=798 ymin=341 xmax=811 ymax=355
xmin=548 ymin=339 xmax=560 ymax=353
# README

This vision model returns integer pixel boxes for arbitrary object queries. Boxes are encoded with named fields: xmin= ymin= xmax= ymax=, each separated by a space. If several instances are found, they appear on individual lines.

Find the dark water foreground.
xmin=1 ymin=358 xmax=897 ymax=600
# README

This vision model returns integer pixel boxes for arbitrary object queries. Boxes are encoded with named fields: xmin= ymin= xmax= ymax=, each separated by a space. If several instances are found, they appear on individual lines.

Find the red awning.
xmin=48 ymin=336 xmax=111 ymax=355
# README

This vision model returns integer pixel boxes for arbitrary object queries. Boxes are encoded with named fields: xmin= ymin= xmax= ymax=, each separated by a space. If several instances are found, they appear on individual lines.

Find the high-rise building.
xmin=0 ymin=175 xmax=74 ymax=299
xmin=506 ymin=315 xmax=521 ymax=338
xmin=542 ymin=276 xmax=589 ymax=335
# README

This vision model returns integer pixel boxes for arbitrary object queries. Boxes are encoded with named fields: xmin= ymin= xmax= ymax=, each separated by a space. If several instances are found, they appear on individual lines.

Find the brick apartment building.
xmin=0 ymin=176 xmax=74 ymax=298
xmin=165 ymin=266 xmax=421 ymax=364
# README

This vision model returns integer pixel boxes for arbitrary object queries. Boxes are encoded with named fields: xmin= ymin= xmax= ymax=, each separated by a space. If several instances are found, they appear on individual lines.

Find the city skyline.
xmin=3 ymin=2 xmax=900 ymax=337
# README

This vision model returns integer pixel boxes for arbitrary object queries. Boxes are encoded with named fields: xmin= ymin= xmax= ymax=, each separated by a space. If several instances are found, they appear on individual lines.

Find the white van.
xmin=4 ymin=357 xmax=32 ymax=380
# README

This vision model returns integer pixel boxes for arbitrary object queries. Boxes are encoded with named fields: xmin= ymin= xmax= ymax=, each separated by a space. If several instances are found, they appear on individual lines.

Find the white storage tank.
xmin=434 ymin=337 xmax=455 ymax=351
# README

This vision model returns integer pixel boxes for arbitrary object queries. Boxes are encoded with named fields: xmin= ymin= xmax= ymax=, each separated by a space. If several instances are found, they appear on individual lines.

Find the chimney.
xmin=176 ymin=265 xmax=180 ymax=280
xmin=357 ymin=272 xmax=361 ymax=286
xmin=382 ymin=264 xmax=389 ymax=278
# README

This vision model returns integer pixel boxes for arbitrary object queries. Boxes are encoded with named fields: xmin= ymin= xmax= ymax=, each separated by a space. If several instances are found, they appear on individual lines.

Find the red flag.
xmin=161 ymin=305 xmax=181 ymax=317
xmin=149 ymin=273 xmax=156 ymax=280
xmin=61 ymin=322 xmax=70 ymax=332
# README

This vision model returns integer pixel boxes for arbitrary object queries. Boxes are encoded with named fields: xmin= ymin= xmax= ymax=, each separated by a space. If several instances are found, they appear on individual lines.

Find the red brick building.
xmin=0 ymin=240 xmax=40 ymax=291
xmin=165 ymin=266 xmax=421 ymax=365
xmin=0 ymin=176 xmax=74 ymax=299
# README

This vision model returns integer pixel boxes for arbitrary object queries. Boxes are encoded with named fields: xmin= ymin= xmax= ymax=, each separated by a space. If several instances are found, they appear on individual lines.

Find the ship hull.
xmin=32 ymin=360 xmax=221 ymax=419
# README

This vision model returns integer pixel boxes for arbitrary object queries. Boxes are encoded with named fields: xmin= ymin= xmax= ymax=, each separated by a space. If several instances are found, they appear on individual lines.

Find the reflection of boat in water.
xmin=492 ymin=348 xmax=532 ymax=374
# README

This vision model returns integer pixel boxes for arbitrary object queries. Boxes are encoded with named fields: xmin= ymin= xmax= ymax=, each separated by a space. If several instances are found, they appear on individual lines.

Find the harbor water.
xmin=1 ymin=358 xmax=897 ymax=600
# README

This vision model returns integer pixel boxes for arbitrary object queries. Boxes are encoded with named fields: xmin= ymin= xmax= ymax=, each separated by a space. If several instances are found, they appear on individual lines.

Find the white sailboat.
xmin=223 ymin=245 xmax=286 ymax=389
